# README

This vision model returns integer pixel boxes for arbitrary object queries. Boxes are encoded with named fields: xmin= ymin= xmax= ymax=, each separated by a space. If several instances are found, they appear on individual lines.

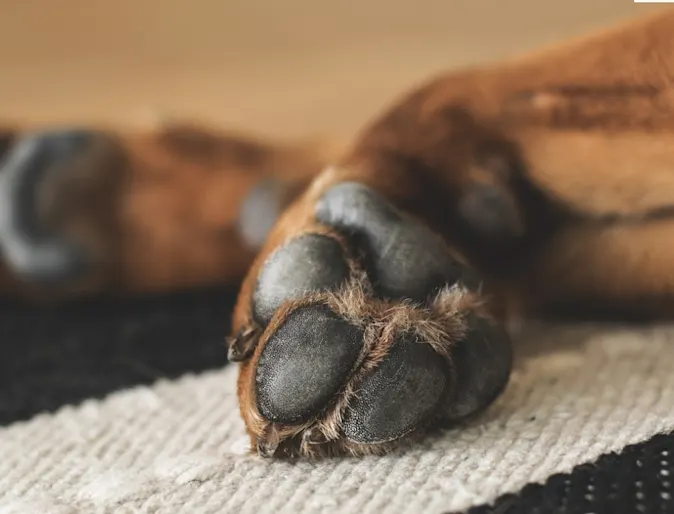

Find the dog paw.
xmin=0 ymin=129 xmax=122 ymax=286
xmin=230 ymin=182 xmax=513 ymax=458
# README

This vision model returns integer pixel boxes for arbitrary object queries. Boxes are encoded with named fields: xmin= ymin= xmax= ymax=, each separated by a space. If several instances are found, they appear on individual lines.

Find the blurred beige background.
xmin=0 ymin=1 xmax=665 ymax=140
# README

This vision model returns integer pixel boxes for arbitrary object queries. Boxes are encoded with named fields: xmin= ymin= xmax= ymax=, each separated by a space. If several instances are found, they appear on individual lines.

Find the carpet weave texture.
xmin=2 ymin=308 xmax=674 ymax=514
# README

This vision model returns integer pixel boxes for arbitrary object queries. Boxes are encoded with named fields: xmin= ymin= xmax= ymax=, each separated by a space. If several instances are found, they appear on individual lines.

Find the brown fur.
xmin=229 ymin=7 xmax=674 ymax=324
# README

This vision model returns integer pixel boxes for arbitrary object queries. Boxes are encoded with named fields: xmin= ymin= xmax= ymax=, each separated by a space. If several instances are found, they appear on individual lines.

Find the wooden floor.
xmin=0 ymin=1 xmax=664 ymax=140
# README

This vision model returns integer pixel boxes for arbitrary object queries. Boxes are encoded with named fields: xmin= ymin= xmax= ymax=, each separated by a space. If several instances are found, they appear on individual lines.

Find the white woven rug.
xmin=2 ymin=323 xmax=674 ymax=514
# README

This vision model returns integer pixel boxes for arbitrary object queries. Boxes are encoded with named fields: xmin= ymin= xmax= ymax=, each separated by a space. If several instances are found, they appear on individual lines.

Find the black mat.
xmin=0 ymin=287 xmax=235 ymax=425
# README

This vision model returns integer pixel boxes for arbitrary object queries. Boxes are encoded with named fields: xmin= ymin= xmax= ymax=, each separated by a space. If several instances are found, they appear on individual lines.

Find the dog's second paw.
xmin=230 ymin=182 xmax=512 ymax=458
xmin=0 ymin=129 xmax=123 ymax=286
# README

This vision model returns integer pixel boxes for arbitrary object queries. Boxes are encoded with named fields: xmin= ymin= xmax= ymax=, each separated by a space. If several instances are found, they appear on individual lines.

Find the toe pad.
xmin=256 ymin=304 xmax=364 ymax=424
xmin=343 ymin=334 xmax=448 ymax=444
xmin=316 ymin=182 xmax=479 ymax=300
xmin=253 ymin=233 xmax=351 ymax=326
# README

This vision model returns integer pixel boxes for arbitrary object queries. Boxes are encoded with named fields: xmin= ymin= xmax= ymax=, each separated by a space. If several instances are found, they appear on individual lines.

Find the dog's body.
xmin=1 ymin=7 xmax=673 ymax=457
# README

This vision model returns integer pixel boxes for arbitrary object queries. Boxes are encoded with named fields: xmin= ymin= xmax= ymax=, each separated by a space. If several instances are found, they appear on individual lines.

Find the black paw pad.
xmin=0 ymin=129 xmax=96 ymax=283
xmin=342 ymin=335 xmax=448 ymax=444
xmin=316 ymin=182 xmax=478 ymax=301
xmin=255 ymin=304 xmax=364 ymax=424
xmin=253 ymin=233 xmax=351 ymax=325
xmin=440 ymin=314 xmax=512 ymax=421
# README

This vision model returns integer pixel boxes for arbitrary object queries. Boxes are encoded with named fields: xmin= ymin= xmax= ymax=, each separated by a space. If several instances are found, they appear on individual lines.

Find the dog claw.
xmin=227 ymin=326 xmax=260 ymax=362
xmin=257 ymin=425 xmax=280 ymax=458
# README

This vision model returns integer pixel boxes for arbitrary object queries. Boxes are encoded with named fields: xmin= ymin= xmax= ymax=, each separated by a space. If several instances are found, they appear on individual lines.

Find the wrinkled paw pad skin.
xmin=0 ymin=129 xmax=109 ymax=284
xmin=230 ymin=182 xmax=513 ymax=459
